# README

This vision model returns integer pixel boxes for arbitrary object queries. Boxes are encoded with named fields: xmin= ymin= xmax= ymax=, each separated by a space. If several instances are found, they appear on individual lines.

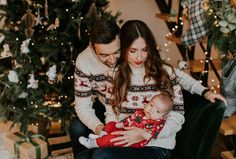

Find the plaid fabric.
xmin=181 ymin=0 xmax=209 ymax=47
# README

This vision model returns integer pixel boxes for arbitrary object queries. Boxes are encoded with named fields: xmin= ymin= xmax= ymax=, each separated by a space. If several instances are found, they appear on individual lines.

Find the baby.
xmin=79 ymin=93 xmax=173 ymax=148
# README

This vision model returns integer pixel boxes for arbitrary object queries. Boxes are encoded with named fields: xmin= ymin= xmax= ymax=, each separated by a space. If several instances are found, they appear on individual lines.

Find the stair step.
xmin=209 ymin=85 xmax=220 ymax=94
xmin=188 ymin=59 xmax=221 ymax=73
xmin=221 ymin=150 xmax=236 ymax=159
xmin=155 ymin=13 xmax=177 ymax=22
xmin=220 ymin=115 xmax=236 ymax=136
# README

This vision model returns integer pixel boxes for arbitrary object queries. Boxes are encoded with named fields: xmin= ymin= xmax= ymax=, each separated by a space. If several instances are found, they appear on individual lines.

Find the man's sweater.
xmin=74 ymin=46 xmax=114 ymax=132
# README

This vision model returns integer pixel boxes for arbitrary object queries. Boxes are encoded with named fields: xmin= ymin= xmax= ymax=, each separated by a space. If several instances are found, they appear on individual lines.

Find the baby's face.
xmin=144 ymin=97 xmax=166 ymax=120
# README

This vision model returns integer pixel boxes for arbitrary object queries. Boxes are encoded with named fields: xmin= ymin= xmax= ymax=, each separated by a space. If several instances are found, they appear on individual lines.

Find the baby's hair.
xmin=152 ymin=92 xmax=173 ymax=113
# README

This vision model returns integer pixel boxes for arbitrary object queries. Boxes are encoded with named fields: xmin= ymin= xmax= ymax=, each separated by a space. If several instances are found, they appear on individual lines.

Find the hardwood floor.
xmin=212 ymin=133 xmax=236 ymax=159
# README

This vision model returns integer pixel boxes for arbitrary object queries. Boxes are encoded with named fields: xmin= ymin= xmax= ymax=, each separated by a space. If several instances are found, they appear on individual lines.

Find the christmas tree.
xmin=0 ymin=0 xmax=121 ymax=133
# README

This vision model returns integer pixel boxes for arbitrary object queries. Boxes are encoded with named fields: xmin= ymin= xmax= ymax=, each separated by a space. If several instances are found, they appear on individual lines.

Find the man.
xmin=70 ymin=19 xmax=120 ymax=156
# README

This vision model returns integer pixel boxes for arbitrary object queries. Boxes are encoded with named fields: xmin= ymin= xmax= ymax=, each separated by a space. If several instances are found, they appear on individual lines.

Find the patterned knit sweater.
xmin=74 ymin=46 xmax=115 ymax=132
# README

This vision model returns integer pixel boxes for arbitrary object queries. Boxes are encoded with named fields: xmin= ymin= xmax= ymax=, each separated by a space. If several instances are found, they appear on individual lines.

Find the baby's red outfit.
xmin=96 ymin=109 xmax=166 ymax=148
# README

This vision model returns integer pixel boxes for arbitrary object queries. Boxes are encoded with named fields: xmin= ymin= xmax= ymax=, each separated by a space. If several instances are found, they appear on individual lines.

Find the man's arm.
xmin=74 ymin=66 xmax=103 ymax=133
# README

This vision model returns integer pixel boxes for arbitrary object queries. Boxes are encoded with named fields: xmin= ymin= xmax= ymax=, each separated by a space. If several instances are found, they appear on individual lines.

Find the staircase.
xmin=155 ymin=0 xmax=222 ymax=93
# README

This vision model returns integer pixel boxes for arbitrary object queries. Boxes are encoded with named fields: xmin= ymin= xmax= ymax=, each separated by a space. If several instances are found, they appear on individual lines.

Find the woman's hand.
xmin=110 ymin=126 xmax=145 ymax=147
xmin=204 ymin=91 xmax=227 ymax=106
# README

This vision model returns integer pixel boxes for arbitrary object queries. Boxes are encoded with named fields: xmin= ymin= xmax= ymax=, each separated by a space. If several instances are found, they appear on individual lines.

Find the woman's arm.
xmin=166 ymin=66 xmax=227 ymax=105
xmin=158 ymin=111 xmax=185 ymax=138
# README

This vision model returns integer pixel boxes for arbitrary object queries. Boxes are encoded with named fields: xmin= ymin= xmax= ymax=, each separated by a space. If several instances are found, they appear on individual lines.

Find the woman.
xmin=75 ymin=20 xmax=226 ymax=159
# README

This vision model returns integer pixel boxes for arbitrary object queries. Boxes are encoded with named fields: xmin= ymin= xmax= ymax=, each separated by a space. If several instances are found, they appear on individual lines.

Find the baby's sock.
xmin=88 ymin=133 xmax=99 ymax=139
xmin=79 ymin=136 xmax=98 ymax=148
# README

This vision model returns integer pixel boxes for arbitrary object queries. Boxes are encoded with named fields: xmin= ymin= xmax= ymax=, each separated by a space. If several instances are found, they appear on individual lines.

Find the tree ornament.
xmin=35 ymin=5 xmax=43 ymax=26
xmin=57 ymin=72 xmax=64 ymax=83
xmin=20 ymin=38 xmax=31 ymax=54
xmin=72 ymin=0 xmax=80 ymax=3
xmin=44 ymin=0 xmax=49 ymax=18
xmin=46 ymin=65 xmax=57 ymax=84
xmin=21 ymin=9 xmax=36 ymax=37
xmin=85 ymin=2 xmax=100 ymax=21
xmin=231 ymin=0 xmax=236 ymax=9
xmin=177 ymin=60 xmax=188 ymax=70
xmin=25 ymin=0 xmax=32 ymax=5
xmin=0 ymin=43 xmax=12 ymax=59
xmin=40 ymin=56 xmax=46 ymax=65
xmin=11 ymin=59 xmax=22 ymax=68
xmin=8 ymin=70 xmax=19 ymax=83
xmin=0 ymin=0 xmax=7 ymax=5
xmin=0 ymin=33 xmax=5 ymax=43
xmin=18 ymin=92 xmax=28 ymax=99
xmin=47 ymin=18 xmax=60 ymax=31
xmin=27 ymin=73 xmax=39 ymax=89
xmin=76 ymin=14 xmax=82 ymax=40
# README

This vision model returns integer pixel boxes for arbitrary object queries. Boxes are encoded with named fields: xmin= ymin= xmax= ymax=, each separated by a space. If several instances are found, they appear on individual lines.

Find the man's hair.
xmin=89 ymin=19 xmax=120 ymax=46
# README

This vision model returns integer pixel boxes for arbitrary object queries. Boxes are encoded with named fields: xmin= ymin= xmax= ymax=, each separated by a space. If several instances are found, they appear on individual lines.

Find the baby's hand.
xmin=115 ymin=122 xmax=124 ymax=128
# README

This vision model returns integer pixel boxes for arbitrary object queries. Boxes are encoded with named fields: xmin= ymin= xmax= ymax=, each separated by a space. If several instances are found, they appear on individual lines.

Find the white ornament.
xmin=177 ymin=60 xmax=188 ymax=70
xmin=35 ymin=6 xmax=43 ymax=26
xmin=8 ymin=70 xmax=19 ymax=83
xmin=0 ymin=33 xmax=5 ymax=43
xmin=20 ymin=38 xmax=31 ymax=54
xmin=0 ymin=43 xmax=12 ymax=59
xmin=72 ymin=0 xmax=80 ymax=3
xmin=27 ymin=73 xmax=39 ymax=89
xmin=0 ymin=0 xmax=7 ymax=5
xmin=18 ymin=92 xmax=28 ymax=98
xmin=46 ymin=65 xmax=57 ymax=84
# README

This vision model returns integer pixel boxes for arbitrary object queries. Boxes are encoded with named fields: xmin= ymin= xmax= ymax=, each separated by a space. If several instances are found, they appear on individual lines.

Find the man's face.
xmin=94 ymin=36 xmax=120 ymax=68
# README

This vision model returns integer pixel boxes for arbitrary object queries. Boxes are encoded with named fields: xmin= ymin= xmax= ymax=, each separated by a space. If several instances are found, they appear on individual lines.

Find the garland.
xmin=206 ymin=0 xmax=236 ymax=57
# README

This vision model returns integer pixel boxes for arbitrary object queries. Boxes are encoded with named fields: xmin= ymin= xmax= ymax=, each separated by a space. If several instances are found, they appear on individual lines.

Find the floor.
xmin=212 ymin=133 xmax=236 ymax=159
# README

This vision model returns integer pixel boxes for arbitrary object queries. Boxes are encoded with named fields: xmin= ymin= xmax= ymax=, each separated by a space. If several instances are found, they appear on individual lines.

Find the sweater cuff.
xmin=201 ymin=88 xmax=210 ymax=97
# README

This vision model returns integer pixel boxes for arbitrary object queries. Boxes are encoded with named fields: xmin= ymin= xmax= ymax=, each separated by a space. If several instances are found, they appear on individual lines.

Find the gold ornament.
xmin=231 ymin=0 xmax=236 ymax=9
xmin=47 ymin=18 xmax=60 ymax=31
xmin=21 ymin=9 xmax=36 ymax=37
xmin=44 ymin=0 xmax=49 ymax=18
xmin=56 ymin=73 xmax=64 ymax=83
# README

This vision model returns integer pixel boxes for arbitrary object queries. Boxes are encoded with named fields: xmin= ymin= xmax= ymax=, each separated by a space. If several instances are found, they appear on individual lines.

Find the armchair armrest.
xmin=171 ymin=90 xmax=226 ymax=159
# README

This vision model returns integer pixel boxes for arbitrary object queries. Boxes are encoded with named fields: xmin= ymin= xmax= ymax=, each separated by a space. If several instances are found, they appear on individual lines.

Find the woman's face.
xmin=127 ymin=37 xmax=148 ymax=68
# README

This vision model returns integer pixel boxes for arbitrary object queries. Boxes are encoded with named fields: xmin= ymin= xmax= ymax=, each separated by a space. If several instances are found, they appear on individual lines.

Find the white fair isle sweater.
xmin=104 ymin=65 xmax=206 ymax=149
xmin=74 ymin=46 xmax=115 ymax=132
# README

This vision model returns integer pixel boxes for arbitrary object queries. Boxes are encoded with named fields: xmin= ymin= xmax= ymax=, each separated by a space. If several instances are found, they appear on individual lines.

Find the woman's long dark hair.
xmin=112 ymin=20 xmax=174 ymax=113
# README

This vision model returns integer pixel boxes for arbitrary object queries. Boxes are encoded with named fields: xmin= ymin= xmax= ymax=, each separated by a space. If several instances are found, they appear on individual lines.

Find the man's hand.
xmin=95 ymin=124 xmax=105 ymax=135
